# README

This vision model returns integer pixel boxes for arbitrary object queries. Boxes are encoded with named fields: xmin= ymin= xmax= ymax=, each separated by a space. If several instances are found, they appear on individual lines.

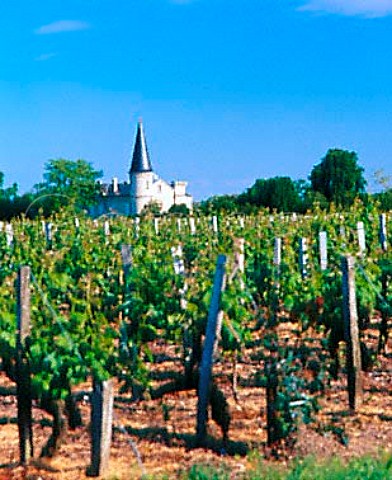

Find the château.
xmin=91 ymin=120 xmax=193 ymax=216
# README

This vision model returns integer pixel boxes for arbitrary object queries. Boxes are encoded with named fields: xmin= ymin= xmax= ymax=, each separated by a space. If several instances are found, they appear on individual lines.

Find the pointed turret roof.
xmin=129 ymin=120 xmax=153 ymax=174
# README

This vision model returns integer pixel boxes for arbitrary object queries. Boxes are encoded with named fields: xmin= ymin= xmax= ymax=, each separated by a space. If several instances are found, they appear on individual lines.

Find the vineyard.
xmin=0 ymin=202 xmax=391 ymax=479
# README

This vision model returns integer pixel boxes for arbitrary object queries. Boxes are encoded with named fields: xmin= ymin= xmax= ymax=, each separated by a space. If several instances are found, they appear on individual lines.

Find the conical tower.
xmin=129 ymin=120 xmax=155 ymax=215
xmin=129 ymin=120 xmax=153 ymax=175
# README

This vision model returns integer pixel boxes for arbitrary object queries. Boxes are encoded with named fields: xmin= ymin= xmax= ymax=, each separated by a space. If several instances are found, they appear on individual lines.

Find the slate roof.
xmin=99 ymin=182 xmax=131 ymax=196
xmin=129 ymin=120 xmax=153 ymax=174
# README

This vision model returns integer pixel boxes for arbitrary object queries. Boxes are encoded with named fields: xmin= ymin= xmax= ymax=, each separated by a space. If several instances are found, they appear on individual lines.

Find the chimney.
xmin=112 ymin=177 xmax=119 ymax=194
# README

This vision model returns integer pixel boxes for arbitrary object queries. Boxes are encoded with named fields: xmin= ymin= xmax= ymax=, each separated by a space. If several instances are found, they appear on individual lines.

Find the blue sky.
xmin=1 ymin=0 xmax=392 ymax=200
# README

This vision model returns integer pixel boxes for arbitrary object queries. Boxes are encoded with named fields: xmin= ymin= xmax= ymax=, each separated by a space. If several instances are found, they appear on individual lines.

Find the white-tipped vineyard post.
xmin=16 ymin=266 xmax=33 ymax=463
xmin=339 ymin=225 xmax=346 ymax=249
xmin=379 ymin=214 xmax=388 ymax=252
xmin=104 ymin=220 xmax=110 ymax=237
xmin=319 ymin=231 xmax=328 ymax=271
xmin=357 ymin=221 xmax=366 ymax=255
xmin=196 ymin=255 xmax=227 ymax=444
xmin=6 ymin=223 xmax=14 ymax=247
xmin=154 ymin=217 xmax=159 ymax=235
xmin=299 ymin=237 xmax=309 ymax=279
xmin=189 ymin=217 xmax=196 ymax=235
xmin=273 ymin=237 xmax=282 ymax=276
xmin=212 ymin=215 xmax=218 ymax=234
xmin=88 ymin=379 xmax=114 ymax=477
xmin=134 ymin=217 xmax=140 ymax=238
xmin=45 ymin=222 xmax=53 ymax=248
xmin=171 ymin=245 xmax=185 ymax=276
xmin=341 ymin=255 xmax=363 ymax=411
xmin=233 ymin=237 xmax=245 ymax=290
xmin=75 ymin=217 xmax=80 ymax=229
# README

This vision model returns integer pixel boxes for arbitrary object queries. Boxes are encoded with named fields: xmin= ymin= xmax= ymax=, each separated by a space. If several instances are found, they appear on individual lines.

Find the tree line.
xmin=0 ymin=159 xmax=102 ymax=220
xmin=0 ymin=148 xmax=391 ymax=220
xmin=198 ymin=149 xmax=392 ymax=214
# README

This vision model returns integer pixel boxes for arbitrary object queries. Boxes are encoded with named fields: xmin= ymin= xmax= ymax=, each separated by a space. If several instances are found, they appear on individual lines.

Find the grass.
xmin=107 ymin=453 xmax=392 ymax=479
xmin=180 ymin=453 xmax=392 ymax=480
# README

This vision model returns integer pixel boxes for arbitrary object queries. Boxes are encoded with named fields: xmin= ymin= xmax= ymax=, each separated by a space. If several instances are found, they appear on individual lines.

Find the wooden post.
xmin=16 ymin=266 xmax=33 ymax=463
xmin=379 ymin=214 xmax=388 ymax=252
xmin=265 ymin=350 xmax=279 ymax=446
xmin=120 ymin=244 xmax=132 ymax=282
xmin=196 ymin=255 xmax=226 ymax=444
xmin=88 ymin=379 xmax=114 ymax=477
xmin=378 ymin=214 xmax=389 ymax=352
xmin=341 ymin=255 xmax=363 ymax=411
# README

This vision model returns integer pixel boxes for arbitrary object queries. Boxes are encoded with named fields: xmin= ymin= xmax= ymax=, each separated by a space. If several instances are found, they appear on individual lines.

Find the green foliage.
xmin=0 ymin=171 xmax=18 ymax=200
xmin=197 ymin=195 xmax=241 ymax=215
xmin=140 ymin=200 xmax=162 ymax=217
xmin=241 ymin=176 xmax=303 ymax=212
xmin=0 ymin=204 xmax=388 ymax=450
xmin=34 ymin=158 xmax=102 ymax=215
xmin=168 ymin=203 xmax=190 ymax=215
xmin=310 ymin=149 xmax=366 ymax=208
xmin=182 ymin=454 xmax=392 ymax=479
xmin=373 ymin=189 xmax=392 ymax=211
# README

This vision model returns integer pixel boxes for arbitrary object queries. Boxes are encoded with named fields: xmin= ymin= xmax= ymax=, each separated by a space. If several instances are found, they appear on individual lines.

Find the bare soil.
xmin=0 ymin=325 xmax=391 ymax=480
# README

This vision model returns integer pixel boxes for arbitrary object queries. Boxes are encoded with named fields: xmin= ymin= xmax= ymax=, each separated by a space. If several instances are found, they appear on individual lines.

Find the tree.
xmin=0 ymin=171 xmax=22 ymax=220
xmin=198 ymin=195 xmax=240 ymax=214
xmin=34 ymin=159 xmax=103 ymax=214
xmin=168 ymin=203 xmax=190 ymax=215
xmin=309 ymin=149 xmax=366 ymax=208
xmin=0 ymin=172 xmax=18 ymax=201
xmin=241 ymin=176 xmax=303 ymax=212
xmin=372 ymin=169 xmax=392 ymax=211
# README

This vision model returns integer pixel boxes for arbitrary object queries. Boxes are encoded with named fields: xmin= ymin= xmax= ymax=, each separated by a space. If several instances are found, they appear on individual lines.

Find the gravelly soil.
xmin=0 ymin=327 xmax=391 ymax=480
